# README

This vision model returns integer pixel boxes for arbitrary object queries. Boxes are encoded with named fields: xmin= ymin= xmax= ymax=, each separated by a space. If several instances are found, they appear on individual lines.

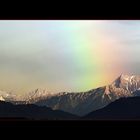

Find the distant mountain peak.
xmin=115 ymin=74 xmax=134 ymax=82
xmin=112 ymin=74 xmax=140 ymax=93
xmin=21 ymin=88 xmax=57 ymax=104
xmin=0 ymin=96 xmax=5 ymax=101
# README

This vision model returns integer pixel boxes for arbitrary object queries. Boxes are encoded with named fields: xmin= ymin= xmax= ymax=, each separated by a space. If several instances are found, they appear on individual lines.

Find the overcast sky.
xmin=0 ymin=20 xmax=140 ymax=94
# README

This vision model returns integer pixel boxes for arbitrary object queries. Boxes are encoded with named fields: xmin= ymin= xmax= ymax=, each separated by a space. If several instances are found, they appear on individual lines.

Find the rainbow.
xmin=0 ymin=20 xmax=136 ymax=94
xmin=51 ymin=21 xmax=130 ymax=91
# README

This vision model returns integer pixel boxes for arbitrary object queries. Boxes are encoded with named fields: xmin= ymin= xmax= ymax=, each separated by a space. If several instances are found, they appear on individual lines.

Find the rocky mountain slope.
xmin=25 ymin=74 xmax=140 ymax=116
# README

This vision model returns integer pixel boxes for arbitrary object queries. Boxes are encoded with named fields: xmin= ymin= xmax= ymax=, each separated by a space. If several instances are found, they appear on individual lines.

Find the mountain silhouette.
xmin=0 ymin=101 xmax=79 ymax=120
xmin=84 ymin=96 xmax=140 ymax=120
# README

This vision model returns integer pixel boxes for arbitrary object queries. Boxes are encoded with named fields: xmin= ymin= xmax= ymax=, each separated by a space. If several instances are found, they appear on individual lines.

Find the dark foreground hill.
xmin=0 ymin=101 xmax=79 ymax=120
xmin=84 ymin=97 xmax=140 ymax=120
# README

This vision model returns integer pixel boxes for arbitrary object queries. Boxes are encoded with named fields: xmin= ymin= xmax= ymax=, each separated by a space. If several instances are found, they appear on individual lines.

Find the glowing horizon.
xmin=0 ymin=20 xmax=140 ymax=94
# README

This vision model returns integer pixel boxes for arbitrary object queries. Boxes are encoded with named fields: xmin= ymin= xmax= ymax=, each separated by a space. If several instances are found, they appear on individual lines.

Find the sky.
xmin=0 ymin=20 xmax=140 ymax=94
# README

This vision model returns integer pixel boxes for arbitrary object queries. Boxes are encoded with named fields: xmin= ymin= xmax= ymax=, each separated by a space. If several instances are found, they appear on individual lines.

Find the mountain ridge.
xmin=0 ymin=100 xmax=79 ymax=120
xmin=1 ymin=74 xmax=140 ymax=116
xmin=33 ymin=74 xmax=140 ymax=116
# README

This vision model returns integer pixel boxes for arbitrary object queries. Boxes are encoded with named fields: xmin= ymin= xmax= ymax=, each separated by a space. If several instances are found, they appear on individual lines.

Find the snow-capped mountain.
xmin=0 ymin=90 xmax=17 ymax=102
xmin=0 ymin=96 xmax=5 ymax=101
xmin=112 ymin=74 xmax=140 ymax=93
xmin=25 ymin=74 xmax=140 ymax=116
xmin=24 ymin=88 xmax=55 ymax=103
xmin=2 ymin=74 xmax=140 ymax=116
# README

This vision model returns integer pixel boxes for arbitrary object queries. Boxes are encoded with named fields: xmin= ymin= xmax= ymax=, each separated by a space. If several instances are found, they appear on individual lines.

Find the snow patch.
xmin=0 ymin=96 xmax=5 ymax=101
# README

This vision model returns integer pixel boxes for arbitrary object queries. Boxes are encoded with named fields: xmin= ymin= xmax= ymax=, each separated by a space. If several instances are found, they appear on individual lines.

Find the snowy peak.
xmin=0 ymin=90 xmax=19 ymax=101
xmin=0 ymin=90 xmax=17 ymax=102
xmin=0 ymin=90 xmax=13 ymax=99
xmin=0 ymin=96 xmax=5 ymax=101
xmin=112 ymin=74 xmax=140 ymax=92
xmin=24 ymin=88 xmax=55 ymax=103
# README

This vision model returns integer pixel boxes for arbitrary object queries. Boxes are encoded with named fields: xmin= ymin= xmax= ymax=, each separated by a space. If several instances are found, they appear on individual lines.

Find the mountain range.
xmin=22 ymin=74 xmax=140 ymax=116
xmin=1 ymin=74 xmax=140 ymax=117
